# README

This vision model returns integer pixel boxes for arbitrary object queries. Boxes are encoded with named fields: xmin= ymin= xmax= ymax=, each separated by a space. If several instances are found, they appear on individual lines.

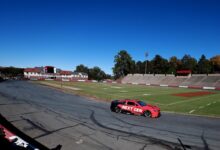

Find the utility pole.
xmin=145 ymin=52 xmax=148 ymax=74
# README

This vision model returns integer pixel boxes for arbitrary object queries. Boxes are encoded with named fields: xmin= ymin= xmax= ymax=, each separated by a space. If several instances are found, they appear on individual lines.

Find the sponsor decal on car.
xmin=0 ymin=124 xmax=39 ymax=150
xmin=121 ymin=105 xmax=143 ymax=113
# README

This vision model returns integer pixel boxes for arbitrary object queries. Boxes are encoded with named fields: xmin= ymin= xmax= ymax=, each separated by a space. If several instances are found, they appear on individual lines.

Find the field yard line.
xmin=86 ymin=90 xmax=127 ymax=98
xmin=207 ymin=103 xmax=211 ymax=106
xmin=189 ymin=110 xmax=195 ymax=113
xmin=199 ymin=106 xmax=204 ymax=109
xmin=167 ymin=94 xmax=220 ymax=106
xmin=40 ymin=82 xmax=81 ymax=90
xmin=40 ymin=82 xmax=61 ymax=87
xmin=41 ymin=82 xmax=126 ymax=98
xmin=110 ymin=86 xmax=184 ymax=94
xmin=124 ymin=91 xmax=179 ymax=96
xmin=49 ymin=82 xmax=166 ymax=99
xmin=163 ymin=111 xmax=220 ymax=118
xmin=153 ymin=103 xmax=167 ymax=106
xmin=76 ymin=88 xmax=129 ymax=98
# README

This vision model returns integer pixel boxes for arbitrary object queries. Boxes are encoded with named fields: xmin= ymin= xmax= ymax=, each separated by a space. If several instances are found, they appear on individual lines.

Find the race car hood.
xmin=144 ymin=104 xmax=160 ymax=111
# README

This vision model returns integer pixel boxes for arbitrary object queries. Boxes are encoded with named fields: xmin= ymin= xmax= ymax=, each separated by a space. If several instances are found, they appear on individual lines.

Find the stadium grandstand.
xmin=121 ymin=72 xmax=220 ymax=90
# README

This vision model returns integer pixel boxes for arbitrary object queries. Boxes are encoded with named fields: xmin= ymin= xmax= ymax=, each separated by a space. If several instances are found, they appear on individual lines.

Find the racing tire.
xmin=115 ymin=107 xmax=121 ymax=113
xmin=144 ymin=111 xmax=152 ymax=117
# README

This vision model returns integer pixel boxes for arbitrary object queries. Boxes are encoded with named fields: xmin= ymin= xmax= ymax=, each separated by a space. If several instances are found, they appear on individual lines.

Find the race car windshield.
xmin=137 ymin=101 xmax=147 ymax=106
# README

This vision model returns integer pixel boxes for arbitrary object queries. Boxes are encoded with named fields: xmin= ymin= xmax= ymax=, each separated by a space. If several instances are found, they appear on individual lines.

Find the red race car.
xmin=110 ymin=99 xmax=160 ymax=118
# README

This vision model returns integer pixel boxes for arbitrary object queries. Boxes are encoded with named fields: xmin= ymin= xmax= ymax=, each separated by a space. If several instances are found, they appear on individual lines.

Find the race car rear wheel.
xmin=144 ymin=111 xmax=151 ymax=117
xmin=115 ymin=107 xmax=121 ymax=113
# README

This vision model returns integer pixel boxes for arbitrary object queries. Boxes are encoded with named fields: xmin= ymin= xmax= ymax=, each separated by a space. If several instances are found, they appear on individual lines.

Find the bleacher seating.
xmin=180 ymin=75 xmax=206 ymax=86
xmin=215 ymin=80 xmax=220 ymax=88
xmin=195 ymin=76 xmax=220 ymax=87
xmin=121 ymin=74 xmax=220 ymax=88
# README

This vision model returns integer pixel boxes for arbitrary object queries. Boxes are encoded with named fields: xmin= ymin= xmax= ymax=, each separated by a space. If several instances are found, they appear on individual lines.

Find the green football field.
xmin=36 ymin=81 xmax=220 ymax=117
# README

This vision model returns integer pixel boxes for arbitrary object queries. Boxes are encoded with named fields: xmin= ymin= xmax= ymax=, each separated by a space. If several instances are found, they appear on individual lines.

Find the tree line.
xmin=112 ymin=50 xmax=220 ymax=79
xmin=0 ymin=67 xmax=24 ymax=79
xmin=74 ymin=65 xmax=111 ymax=81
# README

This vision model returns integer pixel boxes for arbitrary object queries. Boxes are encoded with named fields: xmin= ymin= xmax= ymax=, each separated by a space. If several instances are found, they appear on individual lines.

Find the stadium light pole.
xmin=145 ymin=52 xmax=148 ymax=74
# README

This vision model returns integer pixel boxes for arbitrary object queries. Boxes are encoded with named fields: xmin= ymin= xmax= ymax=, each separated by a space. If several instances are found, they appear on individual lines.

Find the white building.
xmin=24 ymin=66 xmax=88 ymax=81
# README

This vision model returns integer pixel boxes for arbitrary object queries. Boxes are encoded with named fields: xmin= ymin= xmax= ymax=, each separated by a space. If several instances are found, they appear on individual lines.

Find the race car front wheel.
xmin=144 ymin=111 xmax=151 ymax=117
xmin=115 ymin=107 xmax=121 ymax=113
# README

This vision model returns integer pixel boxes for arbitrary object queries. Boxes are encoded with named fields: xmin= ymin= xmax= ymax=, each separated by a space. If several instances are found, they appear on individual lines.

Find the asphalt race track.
xmin=0 ymin=81 xmax=220 ymax=150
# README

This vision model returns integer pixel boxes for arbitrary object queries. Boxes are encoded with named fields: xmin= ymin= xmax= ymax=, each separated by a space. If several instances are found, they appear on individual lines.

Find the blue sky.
xmin=0 ymin=0 xmax=219 ymax=74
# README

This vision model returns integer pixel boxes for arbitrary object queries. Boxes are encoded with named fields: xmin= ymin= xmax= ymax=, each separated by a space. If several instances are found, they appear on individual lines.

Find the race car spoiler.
xmin=0 ymin=114 xmax=62 ymax=150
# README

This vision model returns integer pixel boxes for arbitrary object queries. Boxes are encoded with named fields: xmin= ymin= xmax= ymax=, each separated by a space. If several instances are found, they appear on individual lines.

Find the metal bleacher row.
xmin=121 ymin=74 xmax=220 ymax=88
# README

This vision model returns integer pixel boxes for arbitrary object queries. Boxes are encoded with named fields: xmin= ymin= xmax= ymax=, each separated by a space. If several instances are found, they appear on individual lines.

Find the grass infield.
xmin=35 ymin=81 xmax=220 ymax=117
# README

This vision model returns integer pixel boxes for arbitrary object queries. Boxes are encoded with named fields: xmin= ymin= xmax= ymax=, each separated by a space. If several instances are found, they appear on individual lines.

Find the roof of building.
xmin=60 ymin=71 xmax=72 ymax=75
xmin=72 ymin=72 xmax=88 ymax=76
xmin=24 ymin=68 xmax=41 ymax=73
